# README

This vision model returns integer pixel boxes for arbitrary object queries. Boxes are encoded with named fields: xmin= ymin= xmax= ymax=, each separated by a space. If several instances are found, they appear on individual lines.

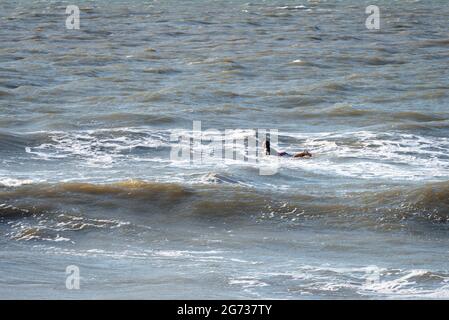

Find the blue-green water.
xmin=1 ymin=0 xmax=449 ymax=299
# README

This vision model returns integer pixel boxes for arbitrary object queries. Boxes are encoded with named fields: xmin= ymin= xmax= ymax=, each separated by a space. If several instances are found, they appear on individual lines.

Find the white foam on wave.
xmin=229 ymin=277 xmax=269 ymax=288
xmin=275 ymin=5 xmax=307 ymax=10
xmin=25 ymin=127 xmax=171 ymax=167
xmin=0 ymin=178 xmax=35 ymax=187
xmin=6 ymin=213 xmax=130 ymax=244
xmin=237 ymin=264 xmax=449 ymax=299
xmin=150 ymin=249 xmax=227 ymax=263
xmin=280 ymin=130 xmax=449 ymax=180
xmin=21 ymin=128 xmax=449 ymax=182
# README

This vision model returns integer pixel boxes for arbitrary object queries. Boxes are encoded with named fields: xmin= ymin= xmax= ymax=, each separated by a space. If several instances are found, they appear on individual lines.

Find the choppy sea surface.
xmin=1 ymin=0 xmax=449 ymax=299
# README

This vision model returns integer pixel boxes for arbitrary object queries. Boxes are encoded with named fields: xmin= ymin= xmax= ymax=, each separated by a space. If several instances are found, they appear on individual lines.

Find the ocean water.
xmin=1 ymin=0 xmax=449 ymax=299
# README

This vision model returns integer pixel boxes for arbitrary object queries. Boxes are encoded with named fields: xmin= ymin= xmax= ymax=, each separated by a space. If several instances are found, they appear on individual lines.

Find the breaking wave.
xmin=1 ymin=179 xmax=448 ymax=233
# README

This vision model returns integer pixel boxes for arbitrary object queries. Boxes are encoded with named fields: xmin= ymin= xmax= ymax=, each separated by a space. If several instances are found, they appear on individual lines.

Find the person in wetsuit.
xmin=263 ymin=139 xmax=312 ymax=158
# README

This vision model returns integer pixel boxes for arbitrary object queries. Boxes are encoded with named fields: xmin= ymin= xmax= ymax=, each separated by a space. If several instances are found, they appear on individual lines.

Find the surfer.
xmin=263 ymin=139 xmax=312 ymax=158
